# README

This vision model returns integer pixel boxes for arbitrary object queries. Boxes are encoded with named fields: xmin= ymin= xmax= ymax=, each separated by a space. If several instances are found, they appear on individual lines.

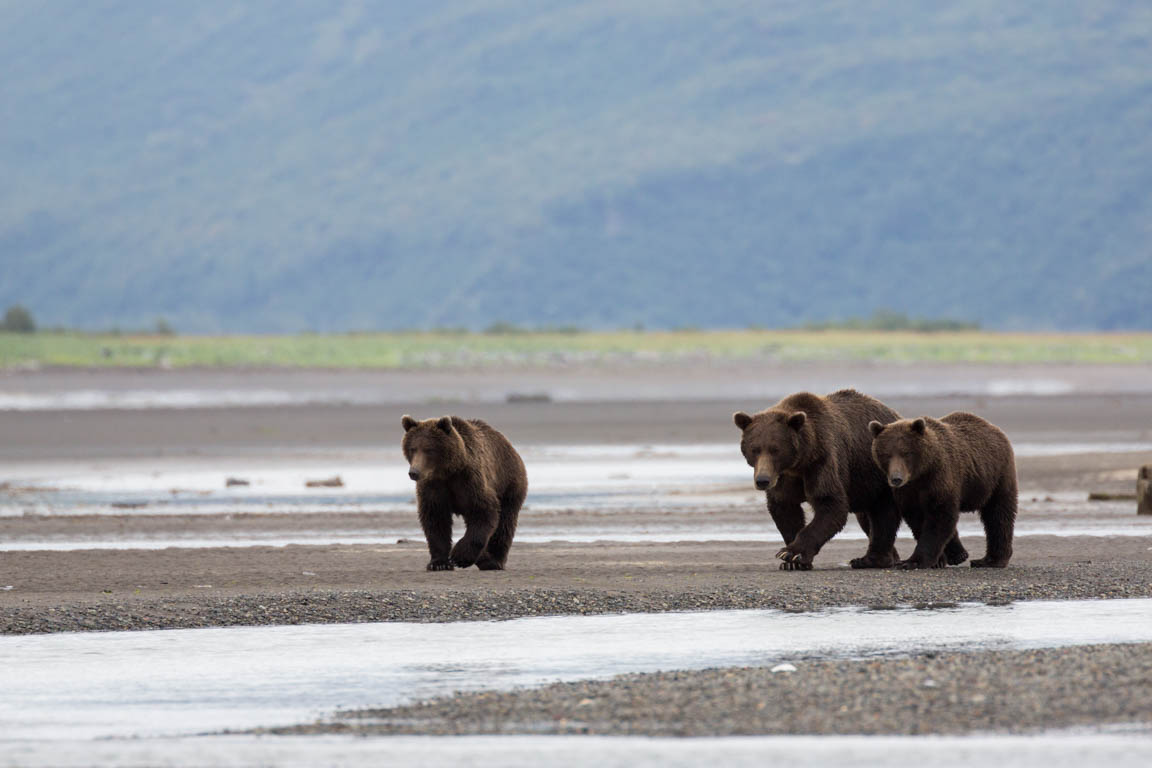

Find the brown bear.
xmin=868 ymin=412 xmax=1017 ymax=569
xmin=734 ymin=389 xmax=905 ymax=571
xmin=401 ymin=415 xmax=527 ymax=571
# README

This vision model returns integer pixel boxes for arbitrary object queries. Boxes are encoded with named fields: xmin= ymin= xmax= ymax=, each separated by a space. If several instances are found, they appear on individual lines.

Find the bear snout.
xmin=889 ymin=474 xmax=905 ymax=488
xmin=755 ymin=475 xmax=775 ymax=490
xmin=408 ymin=467 xmax=421 ymax=481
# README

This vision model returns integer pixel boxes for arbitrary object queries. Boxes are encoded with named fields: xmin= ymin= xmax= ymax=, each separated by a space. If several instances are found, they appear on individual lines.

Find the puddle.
xmin=1 ymin=599 xmax=1150 ymax=745
xmin=4 ymin=732 xmax=1151 ymax=768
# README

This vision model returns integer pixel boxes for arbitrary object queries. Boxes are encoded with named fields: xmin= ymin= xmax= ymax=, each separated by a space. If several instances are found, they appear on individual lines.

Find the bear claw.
xmin=776 ymin=547 xmax=814 ymax=570
xmin=426 ymin=560 xmax=454 ymax=571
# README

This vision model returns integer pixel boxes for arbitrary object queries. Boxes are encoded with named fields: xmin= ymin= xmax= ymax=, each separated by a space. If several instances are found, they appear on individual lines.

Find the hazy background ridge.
xmin=2 ymin=0 xmax=1150 ymax=331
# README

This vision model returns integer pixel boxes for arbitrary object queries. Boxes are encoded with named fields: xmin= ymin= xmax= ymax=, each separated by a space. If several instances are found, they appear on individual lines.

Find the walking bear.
xmin=868 ymin=412 xmax=1017 ymax=569
xmin=734 ymin=389 xmax=905 ymax=571
xmin=401 ymin=415 xmax=527 ymax=571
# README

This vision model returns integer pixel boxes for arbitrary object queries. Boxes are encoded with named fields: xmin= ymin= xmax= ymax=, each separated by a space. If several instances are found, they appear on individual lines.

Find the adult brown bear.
xmin=734 ymin=389 xmax=907 ymax=571
xmin=401 ymin=415 xmax=527 ymax=571
xmin=869 ymin=412 xmax=1017 ymax=569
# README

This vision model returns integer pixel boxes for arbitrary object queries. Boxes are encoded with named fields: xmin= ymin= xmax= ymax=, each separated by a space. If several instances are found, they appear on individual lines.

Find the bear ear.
xmin=401 ymin=415 xmax=418 ymax=432
xmin=911 ymin=418 xmax=927 ymax=434
xmin=868 ymin=420 xmax=885 ymax=438
xmin=436 ymin=415 xmax=455 ymax=433
xmin=733 ymin=412 xmax=753 ymax=430
xmin=787 ymin=411 xmax=807 ymax=430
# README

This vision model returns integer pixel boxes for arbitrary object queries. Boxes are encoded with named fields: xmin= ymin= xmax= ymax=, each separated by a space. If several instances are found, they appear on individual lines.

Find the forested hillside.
xmin=1 ymin=1 xmax=1149 ymax=330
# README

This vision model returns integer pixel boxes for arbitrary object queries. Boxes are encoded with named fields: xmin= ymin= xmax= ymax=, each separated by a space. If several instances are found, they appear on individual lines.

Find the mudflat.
xmin=2 ymin=366 xmax=1152 ymax=634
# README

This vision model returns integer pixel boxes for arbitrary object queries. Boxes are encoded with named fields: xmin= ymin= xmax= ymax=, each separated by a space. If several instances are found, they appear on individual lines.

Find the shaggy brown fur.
xmin=734 ymin=389 xmax=905 ymax=571
xmin=401 ymin=415 xmax=527 ymax=571
xmin=869 ymin=412 xmax=1017 ymax=569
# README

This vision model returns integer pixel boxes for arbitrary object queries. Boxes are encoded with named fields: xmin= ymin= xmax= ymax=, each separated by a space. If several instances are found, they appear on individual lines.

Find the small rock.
xmin=226 ymin=477 xmax=251 ymax=487
xmin=771 ymin=663 xmax=797 ymax=673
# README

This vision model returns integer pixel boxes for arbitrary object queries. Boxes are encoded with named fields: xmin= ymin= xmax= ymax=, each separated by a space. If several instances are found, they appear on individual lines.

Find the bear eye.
xmin=767 ymin=447 xmax=778 ymax=456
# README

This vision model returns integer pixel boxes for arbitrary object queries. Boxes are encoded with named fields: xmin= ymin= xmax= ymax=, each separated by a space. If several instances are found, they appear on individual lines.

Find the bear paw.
xmin=449 ymin=542 xmax=481 ymax=569
xmin=849 ymin=552 xmax=897 ymax=569
xmin=945 ymin=547 xmax=970 ymax=566
xmin=970 ymin=557 xmax=1009 ymax=568
xmin=426 ymin=559 xmax=454 ymax=571
xmin=896 ymin=556 xmax=934 ymax=570
xmin=776 ymin=547 xmax=814 ymax=571
xmin=476 ymin=556 xmax=505 ymax=571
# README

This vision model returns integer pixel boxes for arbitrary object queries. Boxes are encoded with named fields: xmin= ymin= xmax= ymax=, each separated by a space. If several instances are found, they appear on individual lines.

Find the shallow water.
xmin=2 ymin=599 xmax=1150 ymax=744
xmin=3 ymin=440 xmax=1150 ymax=550
xmin=4 ymin=733 xmax=1151 ymax=768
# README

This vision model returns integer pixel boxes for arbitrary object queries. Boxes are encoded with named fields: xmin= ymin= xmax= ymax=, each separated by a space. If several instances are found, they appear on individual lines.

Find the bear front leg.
xmin=899 ymin=503 xmax=959 ymax=570
xmin=766 ymin=480 xmax=805 ymax=548
xmin=778 ymin=490 xmax=849 ymax=571
xmin=450 ymin=494 xmax=500 ymax=569
xmin=418 ymin=498 xmax=454 ymax=571
xmin=900 ymin=501 xmax=962 ymax=567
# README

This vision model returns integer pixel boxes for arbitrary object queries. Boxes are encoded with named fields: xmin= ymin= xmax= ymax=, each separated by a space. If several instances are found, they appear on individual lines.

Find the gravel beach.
xmin=2 ymin=537 xmax=1150 ymax=634
xmin=275 ymin=642 xmax=1152 ymax=737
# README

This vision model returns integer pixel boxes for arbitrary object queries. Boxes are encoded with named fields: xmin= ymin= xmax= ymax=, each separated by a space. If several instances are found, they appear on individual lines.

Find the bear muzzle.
xmin=408 ymin=467 xmax=421 ymax=482
xmin=754 ymin=474 xmax=776 ymax=491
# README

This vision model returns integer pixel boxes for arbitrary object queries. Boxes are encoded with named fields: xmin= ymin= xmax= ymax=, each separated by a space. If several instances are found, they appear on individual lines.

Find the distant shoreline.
xmin=4 ymin=329 xmax=1152 ymax=369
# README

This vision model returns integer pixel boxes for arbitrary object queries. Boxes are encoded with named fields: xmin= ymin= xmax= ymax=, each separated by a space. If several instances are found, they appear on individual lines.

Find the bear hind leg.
xmin=972 ymin=481 xmax=1016 ymax=568
xmin=850 ymin=500 xmax=900 ymax=569
xmin=943 ymin=534 xmax=969 ymax=565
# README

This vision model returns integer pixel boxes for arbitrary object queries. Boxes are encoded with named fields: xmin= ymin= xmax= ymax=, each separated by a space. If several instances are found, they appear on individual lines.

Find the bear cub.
xmin=734 ymin=389 xmax=905 ymax=571
xmin=869 ymin=412 xmax=1017 ymax=569
xmin=401 ymin=415 xmax=528 ymax=571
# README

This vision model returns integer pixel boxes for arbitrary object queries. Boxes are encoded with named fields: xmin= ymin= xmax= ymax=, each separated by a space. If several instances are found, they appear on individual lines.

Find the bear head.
xmin=733 ymin=408 xmax=809 ymax=490
xmin=868 ymin=417 xmax=932 ymax=488
xmin=401 ymin=415 xmax=467 ymax=483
